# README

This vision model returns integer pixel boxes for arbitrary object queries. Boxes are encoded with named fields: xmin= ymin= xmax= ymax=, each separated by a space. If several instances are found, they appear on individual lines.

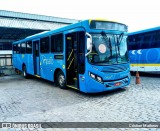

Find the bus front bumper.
xmin=85 ymin=75 xmax=130 ymax=93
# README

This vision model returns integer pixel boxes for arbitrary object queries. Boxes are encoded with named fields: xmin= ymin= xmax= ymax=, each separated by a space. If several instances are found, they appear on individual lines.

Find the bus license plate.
xmin=114 ymin=82 xmax=121 ymax=86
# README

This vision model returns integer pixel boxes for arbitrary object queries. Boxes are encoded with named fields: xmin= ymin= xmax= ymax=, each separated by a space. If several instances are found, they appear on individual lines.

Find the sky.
xmin=0 ymin=0 xmax=160 ymax=32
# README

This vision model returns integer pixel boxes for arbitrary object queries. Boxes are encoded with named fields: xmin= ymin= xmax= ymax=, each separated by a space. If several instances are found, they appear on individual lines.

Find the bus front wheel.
xmin=56 ymin=71 xmax=66 ymax=89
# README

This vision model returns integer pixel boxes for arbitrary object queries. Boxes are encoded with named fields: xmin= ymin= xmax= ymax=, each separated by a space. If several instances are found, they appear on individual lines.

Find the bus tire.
xmin=56 ymin=71 xmax=66 ymax=89
xmin=23 ymin=66 xmax=29 ymax=78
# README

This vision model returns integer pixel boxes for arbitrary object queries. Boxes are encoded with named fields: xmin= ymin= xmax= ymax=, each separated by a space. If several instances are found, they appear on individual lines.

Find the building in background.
xmin=0 ymin=10 xmax=79 ymax=75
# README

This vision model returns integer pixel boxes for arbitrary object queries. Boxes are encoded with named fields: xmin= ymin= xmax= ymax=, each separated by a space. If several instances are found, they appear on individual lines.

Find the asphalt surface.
xmin=0 ymin=73 xmax=160 ymax=130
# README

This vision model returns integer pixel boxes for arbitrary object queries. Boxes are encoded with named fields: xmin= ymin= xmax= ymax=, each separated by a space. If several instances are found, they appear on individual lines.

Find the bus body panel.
xmin=13 ymin=54 xmax=34 ymax=75
xmin=12 ymin=54 xmax=18 ymax=69
xmin=40 ymin=53 xmax=65 ymax=81
xmin=25 ymin=54 xmax=34 ymax=75
xmin=79 ymin=74 xmax=87 ymax=92
xmin=40 ymin=54 xmax=54 ymax=81
xmin=129 ymin=48 xmax=160 ymax=72
xmin=83 ymin=63 xmax=130 ymax=93
xmin=13 ymin=54 xmax=23 ymax=71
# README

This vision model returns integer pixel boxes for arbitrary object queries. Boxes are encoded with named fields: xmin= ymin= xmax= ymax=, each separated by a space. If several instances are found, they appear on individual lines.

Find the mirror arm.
xmin=86 ymin=33 xmax=92 ymax=41
xmin=85 ymin=48 xmax=92 ymax=57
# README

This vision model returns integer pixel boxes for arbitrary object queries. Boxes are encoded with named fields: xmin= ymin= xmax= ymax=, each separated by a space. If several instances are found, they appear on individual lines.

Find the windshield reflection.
xmin=88 ymin=33 xmax=128 ymax=65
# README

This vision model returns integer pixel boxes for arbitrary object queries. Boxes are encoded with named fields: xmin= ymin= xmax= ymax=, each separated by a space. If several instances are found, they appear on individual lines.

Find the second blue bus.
xmin=128 ymin=26 xmax=160 ymax=73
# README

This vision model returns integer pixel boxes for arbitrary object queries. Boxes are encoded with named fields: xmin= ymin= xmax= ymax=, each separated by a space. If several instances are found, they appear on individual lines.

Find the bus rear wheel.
xmin=23 ymin=66 xmax=29 ymax=78
xmin=56 ymin=71 xmax=66 ymax=89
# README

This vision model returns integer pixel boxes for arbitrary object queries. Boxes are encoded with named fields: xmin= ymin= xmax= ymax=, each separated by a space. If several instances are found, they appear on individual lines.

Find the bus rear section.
xmin=128 ymin=26 xmax=160 ymax=73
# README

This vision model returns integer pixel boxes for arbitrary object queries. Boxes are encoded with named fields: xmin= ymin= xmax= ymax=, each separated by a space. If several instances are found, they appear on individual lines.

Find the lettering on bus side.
xmin=41 ymin=55 xmax=53 ymax=65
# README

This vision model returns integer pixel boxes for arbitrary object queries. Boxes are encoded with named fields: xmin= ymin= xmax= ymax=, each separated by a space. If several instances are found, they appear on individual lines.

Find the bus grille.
xmin=101 ymin=65 xmax=128 ymax=73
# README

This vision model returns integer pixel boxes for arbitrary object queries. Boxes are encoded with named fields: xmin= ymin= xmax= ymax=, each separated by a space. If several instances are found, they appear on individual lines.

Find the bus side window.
xmin=153 ymin=31 xmax=160 ymax=48
xmin=78 ymin=31 xmax=85 ymax=74
xmin=51 ymin=33 xmax=63 ymax=53
xmin=13 ymin=44 xmax=17 ymax=54
xmin=17 ymin=44 xmax=21 ymax=54
xmin=129 ymin=36 xmax=138 ymax=50
xmin=136 ymin=35 xmax=143 ymax=49
xmin=26 ymin=41 xmax=32 ymax=54
xmin=21 ymin=42 xmax=26 ymax=54
xmin=128 ymin=36 xmax=134 ymax=50
xmin=142 ymin=35 xmax=149 ymax=49
xmin=40 ymin=37 xmax=49 ymax=53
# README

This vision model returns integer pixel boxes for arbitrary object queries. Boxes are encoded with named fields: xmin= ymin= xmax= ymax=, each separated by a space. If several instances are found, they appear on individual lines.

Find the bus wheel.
xmin=56 ymin=71 xmax=66 ymax=89
xmin=23 ymin=66 xmax=28 ymax=78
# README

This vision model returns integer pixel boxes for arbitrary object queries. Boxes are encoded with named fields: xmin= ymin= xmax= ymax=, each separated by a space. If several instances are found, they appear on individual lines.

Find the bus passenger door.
xmin=65 ymin=31 xmax=85 ymax=89
xmin=33 ymin=40 xmax=40 ymax=75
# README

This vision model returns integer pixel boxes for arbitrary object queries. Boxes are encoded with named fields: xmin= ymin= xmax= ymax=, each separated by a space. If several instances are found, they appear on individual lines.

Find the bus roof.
xmin=13 ymin=20 xmax=84 ymax=44
xmin=13 ymin=19 xmax=127 ymax=44
xmin=128 ymin=26 xmax=160 ymax=36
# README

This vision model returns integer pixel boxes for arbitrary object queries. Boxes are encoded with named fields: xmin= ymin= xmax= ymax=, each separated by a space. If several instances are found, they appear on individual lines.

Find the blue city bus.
xmin=128 ymin=26 xmax=160 ymax=73
xmin=12 ymin=19 xmax=130 ymax=93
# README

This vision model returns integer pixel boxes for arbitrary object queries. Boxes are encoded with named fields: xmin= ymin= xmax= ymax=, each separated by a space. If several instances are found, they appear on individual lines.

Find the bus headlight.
xmin=89 ymin=72 xmax=103 ymax=83
xmin=97 ymin=76 xmax=102 ymax=83
xmin=90 ymin=73 xmax=96 ymax=79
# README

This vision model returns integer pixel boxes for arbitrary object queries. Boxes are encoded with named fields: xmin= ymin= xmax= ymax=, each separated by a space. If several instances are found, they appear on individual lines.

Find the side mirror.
xmin=87 ymin=38 xmax=92 ymax=50
xmin=85 ymin=32 xmax=92 ymax=57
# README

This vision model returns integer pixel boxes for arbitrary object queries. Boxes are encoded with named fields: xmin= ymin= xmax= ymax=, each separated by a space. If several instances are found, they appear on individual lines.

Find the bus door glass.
xmin=33 ymin=40 xmax=40 ymax=75
xmin=65 ymin=31 xmax=85 ymax=88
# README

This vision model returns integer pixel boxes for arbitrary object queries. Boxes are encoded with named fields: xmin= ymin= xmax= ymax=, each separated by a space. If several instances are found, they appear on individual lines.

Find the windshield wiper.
xmin=118 ymin=33 xmax=124 ymax=44
xmin=116 ymin=33 xmax=124 ymax=57
xmin=101 ymin=31 xmax=108 ymax=42
xmin=108 ymin=37 xmax=112 ymax=57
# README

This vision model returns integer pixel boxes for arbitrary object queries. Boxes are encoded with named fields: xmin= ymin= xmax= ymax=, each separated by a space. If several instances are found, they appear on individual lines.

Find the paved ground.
xmin=0 ymin=73 xmax=160 ymax=130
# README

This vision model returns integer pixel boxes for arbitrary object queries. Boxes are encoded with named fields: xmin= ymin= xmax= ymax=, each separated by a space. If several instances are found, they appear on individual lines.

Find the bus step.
xmin=73 ymin=77 xmax=77 ymax=85
xmin=35 ymin=75 xmax=40 ymax=78
xmin=66 ymin=85 xmax=78 ymax=90
xmin=73 ymin=77 xmax=77 ymax=80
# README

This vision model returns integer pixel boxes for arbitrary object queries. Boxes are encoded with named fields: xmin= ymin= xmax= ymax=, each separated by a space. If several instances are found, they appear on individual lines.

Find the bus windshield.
xmin=88 ymin=33 xmax=128 ymax=65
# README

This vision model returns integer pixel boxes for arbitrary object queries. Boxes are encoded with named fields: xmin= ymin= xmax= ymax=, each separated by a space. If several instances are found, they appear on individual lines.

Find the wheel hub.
xmin=59 ymin=75 xmax=65 ymax=86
